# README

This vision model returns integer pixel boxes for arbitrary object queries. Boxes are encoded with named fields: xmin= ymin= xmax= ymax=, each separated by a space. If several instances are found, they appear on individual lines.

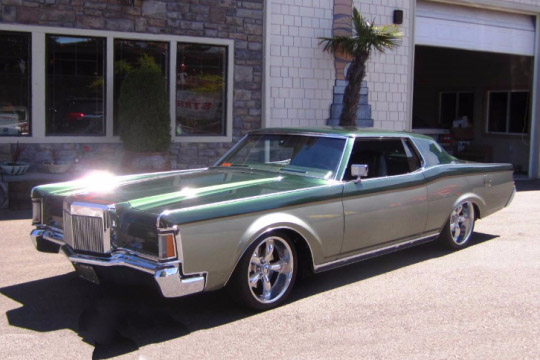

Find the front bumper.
xmin=30 ymin=228 xmax=205 ymax=298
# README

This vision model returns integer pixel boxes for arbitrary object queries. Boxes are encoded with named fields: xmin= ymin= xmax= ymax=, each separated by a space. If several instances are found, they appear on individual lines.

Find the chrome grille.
xmin=72 ymin=215 xmax=104 ymax=253
xmin=63 ymin=210 xmax=73 ymax=248
xmin=62 ymin=202 xmax=112 ymax=254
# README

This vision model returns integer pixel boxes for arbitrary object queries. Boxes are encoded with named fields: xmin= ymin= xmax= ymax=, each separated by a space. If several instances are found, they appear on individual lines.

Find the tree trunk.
xmin=339 ymin=53 xmax=368 ymax=127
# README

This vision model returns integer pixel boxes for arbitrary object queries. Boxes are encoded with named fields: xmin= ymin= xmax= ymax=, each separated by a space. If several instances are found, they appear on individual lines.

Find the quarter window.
xmin=0 ymin=31 xmax=31 ymax=136
xmin=46 ymin=35 xmax=105 ymax=136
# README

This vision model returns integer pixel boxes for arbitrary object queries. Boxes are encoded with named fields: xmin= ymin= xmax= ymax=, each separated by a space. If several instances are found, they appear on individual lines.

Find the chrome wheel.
xmin=449 ymin=201 xmax=475 ymax=246
xmin=247 ymin=236 xmax=294 ymax=304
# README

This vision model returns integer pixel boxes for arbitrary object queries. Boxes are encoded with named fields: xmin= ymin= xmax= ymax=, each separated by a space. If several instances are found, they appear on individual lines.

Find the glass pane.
xmin=509 ymin=91 xmax=529 ymax=134
xmin=113 ymin=39 xmax=169 ymax=135
xmin=457 ymin=92 xmax=474 ymax=124
xmin=488 ymin=92 xmax=508 ymax=133
xmin=221 ymin=134 xmax=346 ymax=179
xmin=176 ymin=43 xmax=227 ymax=136
xmin=440 ymin=93 xmax=457 ymax=128
xmin=46 ymin=35 xmax=105 ymax=136
xmin=0 ymin=31 xmax=30 ymax=136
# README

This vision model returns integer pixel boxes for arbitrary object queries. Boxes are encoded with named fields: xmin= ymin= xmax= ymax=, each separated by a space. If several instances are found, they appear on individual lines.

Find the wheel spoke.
xmin=250 ymin=254 xmax=261 ymax=266
xmin=262 ymin=274 xmax=272 ymax=299
xmin=249 ymin=273 xmax=261 ymax=287
xmin=269 ymin=260 xmax=287 ymax=273
xmin=456 ymin=204 xmax=463 ymax=214
xmin=264 ymin=240 xmax=275 ymax=262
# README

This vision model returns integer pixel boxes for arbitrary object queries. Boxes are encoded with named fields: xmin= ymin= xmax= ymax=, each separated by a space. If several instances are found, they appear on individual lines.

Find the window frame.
xmin=0 ymin=30 xmax=32 ymax=137
xmin=0 ymin=23 xmax=234 ymax=144
xmin=486 ymin=89 xmax=530 ymax=135
xmin=342 ymin=137 xmax=424 ymax=181
xmin=438 ymin=91 xmax=475 ymax=127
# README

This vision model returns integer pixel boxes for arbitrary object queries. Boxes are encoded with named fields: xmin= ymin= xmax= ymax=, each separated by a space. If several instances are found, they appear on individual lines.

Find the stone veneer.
xmin=0 ymin=0 xmax=264 ymax=169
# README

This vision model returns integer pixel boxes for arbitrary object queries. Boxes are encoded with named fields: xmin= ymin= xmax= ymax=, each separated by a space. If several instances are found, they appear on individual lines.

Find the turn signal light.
xmin=158 ymin=233 xmax=177 ymax=260
xmin=32 ymin=199 xmax=42 ymax=225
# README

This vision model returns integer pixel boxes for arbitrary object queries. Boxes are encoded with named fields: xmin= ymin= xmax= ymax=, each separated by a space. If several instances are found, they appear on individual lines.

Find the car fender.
xmin=225 ymin=212 xmax=323 ymax=283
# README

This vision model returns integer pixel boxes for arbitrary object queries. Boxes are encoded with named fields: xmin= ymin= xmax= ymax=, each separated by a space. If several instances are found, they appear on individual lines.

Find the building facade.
xmin=1 ymin=0 xmax=540 ymax=178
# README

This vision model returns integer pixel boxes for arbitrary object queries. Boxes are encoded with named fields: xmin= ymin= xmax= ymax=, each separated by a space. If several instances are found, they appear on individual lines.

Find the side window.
xmin=344 ymin=138 xmax=417 ymax=181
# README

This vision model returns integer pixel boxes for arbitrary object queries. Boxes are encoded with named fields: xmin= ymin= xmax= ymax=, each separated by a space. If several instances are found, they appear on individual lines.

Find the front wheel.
xmin=230 ymin=233 xmax=297 ymax=311
xmin=438 ymin=201 xmax=475 ymax=250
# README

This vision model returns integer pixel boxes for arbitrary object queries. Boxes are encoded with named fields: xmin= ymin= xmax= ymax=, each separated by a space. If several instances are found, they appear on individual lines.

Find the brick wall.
xmin=267 ymin=0 xmax=335 ymax=128
xmin=0 ymin=0 xmax=264 ymax=169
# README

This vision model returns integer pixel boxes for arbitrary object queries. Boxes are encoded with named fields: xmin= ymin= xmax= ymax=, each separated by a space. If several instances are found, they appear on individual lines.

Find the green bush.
xmin=118 ymin=55 xmax=171 ymax=153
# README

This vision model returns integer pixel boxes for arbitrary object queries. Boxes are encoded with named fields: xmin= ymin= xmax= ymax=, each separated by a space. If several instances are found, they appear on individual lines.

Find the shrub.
xmin=118 ymin=55 xmax=171 ymax=153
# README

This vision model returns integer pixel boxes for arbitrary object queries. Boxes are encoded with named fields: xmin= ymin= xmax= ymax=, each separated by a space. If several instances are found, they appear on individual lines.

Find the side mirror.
xmin=351 ymin=164 xmax=368 ymax=183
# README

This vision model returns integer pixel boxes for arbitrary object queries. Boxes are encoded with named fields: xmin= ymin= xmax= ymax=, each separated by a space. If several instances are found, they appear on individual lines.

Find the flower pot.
xmin=1 ymin=162 xmax=30 ymax=176
xmin=42 ymin=161 xmax=72 ymax=174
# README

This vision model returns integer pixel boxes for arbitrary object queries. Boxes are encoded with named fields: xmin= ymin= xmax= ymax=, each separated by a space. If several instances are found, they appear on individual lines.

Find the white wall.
xmin=352 ymin=0 xmax=413 ymax=131
xmin=267 ymin=0 xmax=335 ymax=128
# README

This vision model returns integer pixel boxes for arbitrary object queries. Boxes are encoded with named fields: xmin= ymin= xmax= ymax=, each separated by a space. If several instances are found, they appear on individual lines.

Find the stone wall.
xmin=0 ymin=0 xmax=264 ymax=169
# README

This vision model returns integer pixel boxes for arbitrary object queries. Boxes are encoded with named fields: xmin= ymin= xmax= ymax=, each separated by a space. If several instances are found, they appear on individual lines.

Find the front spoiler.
xmin=30 ymin=228 xmax=205 ymax=298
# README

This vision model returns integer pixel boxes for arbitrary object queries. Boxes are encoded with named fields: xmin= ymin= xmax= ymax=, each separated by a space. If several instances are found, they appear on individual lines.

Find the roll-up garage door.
xmin=416 ymin=0 xmax=536 ymax=56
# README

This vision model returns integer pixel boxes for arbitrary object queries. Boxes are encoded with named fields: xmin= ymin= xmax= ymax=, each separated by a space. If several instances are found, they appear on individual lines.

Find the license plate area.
xmin=73 ymin=263 xmax=100 ymax=284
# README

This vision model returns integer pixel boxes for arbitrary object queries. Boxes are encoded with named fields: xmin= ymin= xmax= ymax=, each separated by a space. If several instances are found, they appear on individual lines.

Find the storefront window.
xmin=46 ymin=35 xmax=105 ymax=136
xmin=0 ymin=31 xmax=30 ymax=136
xmin=487 ymin=91 xmax=529 ymax=134
xmin=176 ymin=43 xmax=227 ymax=136
xmin=113 ymin=39 xmax=169 ymax=135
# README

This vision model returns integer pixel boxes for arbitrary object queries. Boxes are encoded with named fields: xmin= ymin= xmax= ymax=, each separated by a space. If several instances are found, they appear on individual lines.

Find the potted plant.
xmin=1 ymin=142 xmax=30 ymax=175
xmin=118 ymin=55 xmax=171 ymax=173
xmin=42 ymin=148 xmax=72 ymax=174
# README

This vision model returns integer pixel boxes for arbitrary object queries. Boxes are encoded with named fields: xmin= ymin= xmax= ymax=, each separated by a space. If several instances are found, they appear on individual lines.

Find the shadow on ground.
xmin=0 ymin=209 xmax=31 ymax=221
xmin=0 ymin=232 xmax=497 ymax=359
xmin=515 ymin=179 xmax=540 ymax=192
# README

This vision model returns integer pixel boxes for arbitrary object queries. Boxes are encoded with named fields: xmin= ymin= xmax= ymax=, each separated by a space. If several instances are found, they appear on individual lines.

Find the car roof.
xmin=249 ymin=126 xmax=434 ymax=140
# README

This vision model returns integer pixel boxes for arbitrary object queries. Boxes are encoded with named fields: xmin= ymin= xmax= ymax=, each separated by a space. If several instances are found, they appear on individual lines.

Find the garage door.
xmin=416 ymin=0 xmax=536 ymax=56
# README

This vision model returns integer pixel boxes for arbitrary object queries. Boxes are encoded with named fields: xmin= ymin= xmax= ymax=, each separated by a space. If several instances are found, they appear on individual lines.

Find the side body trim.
xmin=314 ymin=233 xmax=439 ymax=273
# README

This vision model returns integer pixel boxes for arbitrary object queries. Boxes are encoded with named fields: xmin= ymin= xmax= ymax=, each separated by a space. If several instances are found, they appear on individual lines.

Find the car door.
xmin=340 ymin=138 xmax=428 ymax=255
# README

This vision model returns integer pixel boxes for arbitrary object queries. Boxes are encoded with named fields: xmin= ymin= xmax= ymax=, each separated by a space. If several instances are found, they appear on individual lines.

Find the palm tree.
xmin=320 ymin=8 xmax=402 ymax=126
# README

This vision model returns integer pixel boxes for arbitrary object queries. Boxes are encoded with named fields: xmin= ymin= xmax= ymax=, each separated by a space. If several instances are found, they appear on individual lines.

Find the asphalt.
xmin=0 ymin=180 xmax=539 ymax=359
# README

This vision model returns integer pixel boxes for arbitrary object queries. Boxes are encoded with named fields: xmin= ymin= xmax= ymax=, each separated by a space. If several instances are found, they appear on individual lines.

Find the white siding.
xmin=267 ymin=0 xmax=335 ymax=128
xmin=353 ymin=0 xmax=413 ymax=130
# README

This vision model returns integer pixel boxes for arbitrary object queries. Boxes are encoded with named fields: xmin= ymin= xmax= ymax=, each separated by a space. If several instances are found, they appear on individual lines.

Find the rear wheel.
xmin=438 ymin=201 xmax=475 ymax=250
xmin=230 ymin=232 xmax=297 ymax=310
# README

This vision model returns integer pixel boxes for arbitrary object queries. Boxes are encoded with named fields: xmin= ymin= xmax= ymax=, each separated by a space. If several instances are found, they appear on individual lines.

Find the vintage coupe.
xmin=30 ymin=128 xmax=515 ymax=309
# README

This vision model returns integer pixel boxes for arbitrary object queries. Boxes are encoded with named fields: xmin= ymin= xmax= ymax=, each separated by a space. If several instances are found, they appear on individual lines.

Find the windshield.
xmin=218 ymin=134 xmax=347 ymax=179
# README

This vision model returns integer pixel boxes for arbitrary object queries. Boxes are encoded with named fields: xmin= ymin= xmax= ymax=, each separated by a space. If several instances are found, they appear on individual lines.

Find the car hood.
xmin=35 ymin=167 xmax=329 ymax=215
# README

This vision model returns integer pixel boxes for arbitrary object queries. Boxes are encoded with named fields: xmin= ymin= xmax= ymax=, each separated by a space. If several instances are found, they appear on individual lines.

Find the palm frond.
xmin=321 ymin=7 xmax=402 ymax=58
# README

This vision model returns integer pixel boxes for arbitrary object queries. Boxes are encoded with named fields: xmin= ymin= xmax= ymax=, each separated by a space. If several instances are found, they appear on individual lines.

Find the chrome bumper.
xmin=30 ymin=228 xmax=205 ymax=298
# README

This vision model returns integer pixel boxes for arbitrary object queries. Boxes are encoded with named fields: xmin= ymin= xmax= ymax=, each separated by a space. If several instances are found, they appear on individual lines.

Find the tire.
xmin=438 ymin=201 xmax=475 ymax=250
xmin=230 ymin=232 xmax=297 ymax=311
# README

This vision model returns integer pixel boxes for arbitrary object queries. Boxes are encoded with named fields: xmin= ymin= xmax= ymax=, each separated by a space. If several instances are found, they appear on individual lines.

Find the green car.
xmin=30 ymin=127 xmax=515 ymax=310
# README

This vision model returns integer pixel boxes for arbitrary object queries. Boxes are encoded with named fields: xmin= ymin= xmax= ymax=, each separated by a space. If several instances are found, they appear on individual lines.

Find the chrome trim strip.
xmin=63 ymin=245 xmax=177 ymax=274
xmin=313 ymin=233 xmax=439 ymax=272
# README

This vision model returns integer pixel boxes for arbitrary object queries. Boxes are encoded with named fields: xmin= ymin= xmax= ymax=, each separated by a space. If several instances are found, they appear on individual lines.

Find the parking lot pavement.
xmin=0 ymin=181 xmax=539 ymax=359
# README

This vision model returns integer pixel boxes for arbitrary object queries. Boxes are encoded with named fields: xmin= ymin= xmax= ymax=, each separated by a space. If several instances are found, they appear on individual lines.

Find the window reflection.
xmin=0 ymin=31 xmax=30 ymax=136
xmin=113 ymin=39 xmax=169 ymax=135
xmin=176 ymin=43 xmax=226 ymax=136
xmin=46 ymin=35 xmax=105 ymax=136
